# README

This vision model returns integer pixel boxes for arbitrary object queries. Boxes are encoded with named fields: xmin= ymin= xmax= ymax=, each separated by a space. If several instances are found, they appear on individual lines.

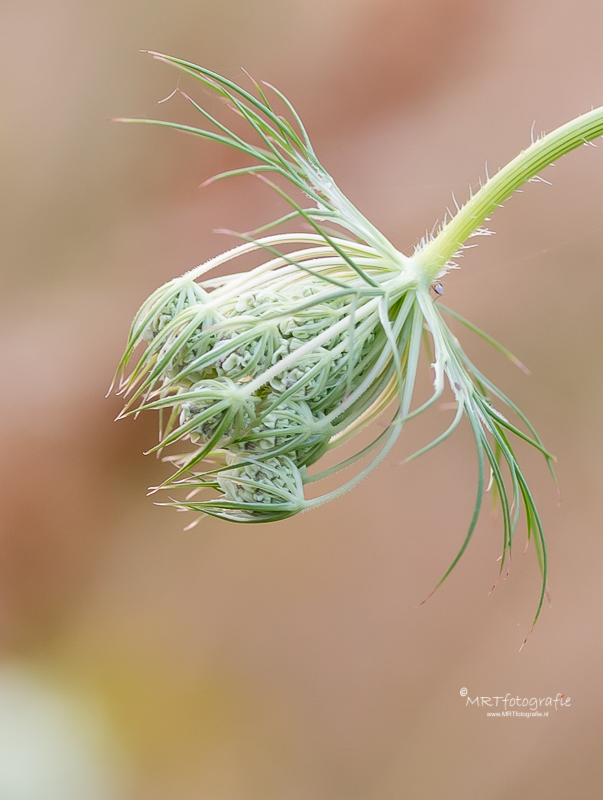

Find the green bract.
xmin=114 ymin=52 xmax=603 ymax=638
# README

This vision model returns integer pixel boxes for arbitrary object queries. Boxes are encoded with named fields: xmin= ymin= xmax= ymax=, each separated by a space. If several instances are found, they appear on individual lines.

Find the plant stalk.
xmin=414 ymin=106 xmax=603 ymax=281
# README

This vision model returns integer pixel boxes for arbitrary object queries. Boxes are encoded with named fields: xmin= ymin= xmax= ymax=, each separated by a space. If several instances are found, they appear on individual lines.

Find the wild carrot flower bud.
xmin=230 ymin=394 xmax=333 ymax=465
xmin=137 ymin=277 xmax=209 ymax=343
xmin=176 ymin=378 xmax=258 ymax=446
xmin=114 ymin=51 xmax=603 ymax=636
xmin=216 ymin=455 xmax=306 ymax=521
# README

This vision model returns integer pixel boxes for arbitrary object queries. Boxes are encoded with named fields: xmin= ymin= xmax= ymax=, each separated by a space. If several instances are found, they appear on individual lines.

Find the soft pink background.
xmin=1 ymin=1 xmax=603 ymax=797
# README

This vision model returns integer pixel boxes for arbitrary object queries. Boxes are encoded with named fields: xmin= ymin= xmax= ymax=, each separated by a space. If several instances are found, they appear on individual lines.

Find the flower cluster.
xmin=114 ymin=52 xmax=603 ymax=632
xmin=117 ymin=233 xmax=414 ymax=522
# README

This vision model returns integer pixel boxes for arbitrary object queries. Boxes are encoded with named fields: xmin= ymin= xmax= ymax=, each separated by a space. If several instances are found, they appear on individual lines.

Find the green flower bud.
xmin=214 ymin=325 xmax=281 ymax=381
xmin=139 ymin=279 xmax=208 ymax=342
xmin=160 ymin=326 xmax=219 ymax=386
xmin=230 ymin=395 xmax=333 ymax=465
xmin=215 ymin=455 xmax=305 ymax=521
xmin=177 ymin=378 xmax=259 ymax=447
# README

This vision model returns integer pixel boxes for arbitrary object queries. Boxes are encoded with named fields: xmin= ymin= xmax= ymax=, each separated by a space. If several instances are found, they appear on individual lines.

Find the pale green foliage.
xmin=114 ymin=53 xmax=603 ymax=636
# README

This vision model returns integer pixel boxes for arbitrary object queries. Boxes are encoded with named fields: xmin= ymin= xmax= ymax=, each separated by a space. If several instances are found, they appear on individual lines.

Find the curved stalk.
xmin=414 ymin=106 xmax=603 ymax=281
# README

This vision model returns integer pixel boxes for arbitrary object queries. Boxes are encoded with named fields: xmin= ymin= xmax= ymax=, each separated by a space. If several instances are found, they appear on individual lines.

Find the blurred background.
xmin=1 ymin=0 xmax=603 ymax=797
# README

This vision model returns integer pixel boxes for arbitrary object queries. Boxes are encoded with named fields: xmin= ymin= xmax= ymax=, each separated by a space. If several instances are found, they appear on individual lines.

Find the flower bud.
xmin=177 ymin=378 xmax=259 ymax=447
xmin=215 ymin=455 xmax=306 ymax=521
xmin=230 ymin=395 xmax=333 ymax=465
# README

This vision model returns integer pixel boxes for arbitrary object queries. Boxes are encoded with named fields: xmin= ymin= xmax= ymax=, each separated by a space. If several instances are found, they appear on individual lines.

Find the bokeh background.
xmin=2 ymin=0 xmax=603 ymax=797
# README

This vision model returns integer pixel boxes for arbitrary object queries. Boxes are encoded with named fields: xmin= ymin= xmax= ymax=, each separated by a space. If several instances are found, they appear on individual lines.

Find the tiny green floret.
xmin=114 ymin=52 xmax=603 ymax=640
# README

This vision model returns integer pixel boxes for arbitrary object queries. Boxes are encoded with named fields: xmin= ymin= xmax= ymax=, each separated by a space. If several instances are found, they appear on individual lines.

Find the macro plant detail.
xmin=114 ymin=52 xmax=603 ymax=633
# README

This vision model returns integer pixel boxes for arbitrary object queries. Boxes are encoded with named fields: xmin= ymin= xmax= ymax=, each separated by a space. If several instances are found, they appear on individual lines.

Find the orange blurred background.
xmin=1 ymin=0 xmax=603 ymax=797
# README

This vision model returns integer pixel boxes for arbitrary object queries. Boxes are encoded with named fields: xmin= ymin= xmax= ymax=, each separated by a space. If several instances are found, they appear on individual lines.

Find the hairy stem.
xmin=414 ymin=105 xmax=603 ymax=281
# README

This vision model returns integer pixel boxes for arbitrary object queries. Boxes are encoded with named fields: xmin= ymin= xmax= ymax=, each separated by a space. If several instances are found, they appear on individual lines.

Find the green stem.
xmin=414 ymin=105 xmax=603 ymax=281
